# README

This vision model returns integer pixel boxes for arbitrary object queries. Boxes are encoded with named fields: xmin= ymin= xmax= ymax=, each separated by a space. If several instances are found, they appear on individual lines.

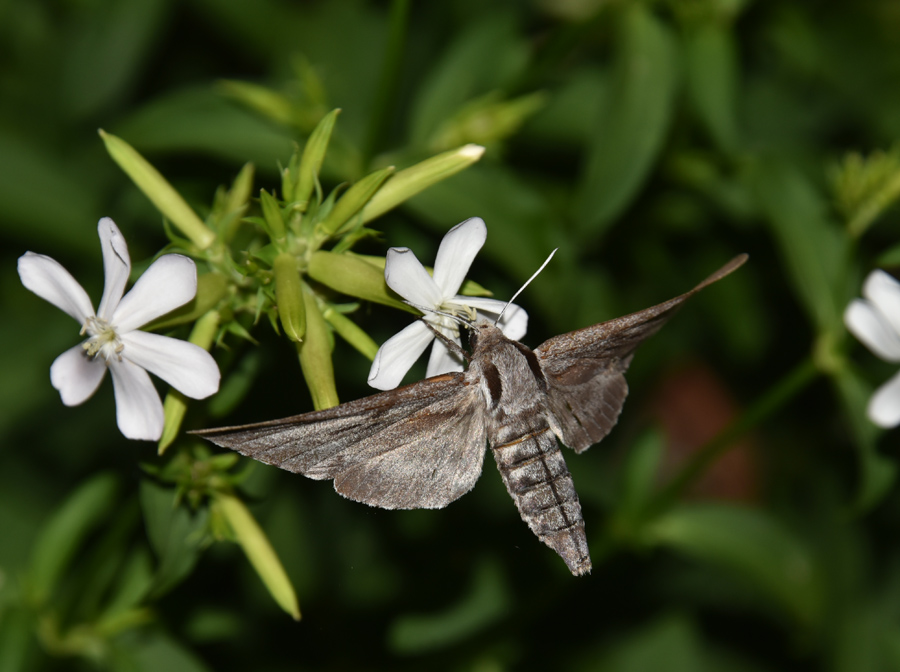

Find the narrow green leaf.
xmin=30 ymin=473 xmax=119 ymax=604
xmin=388 ymin=561 xmax=508 ymax=654
xmin=751 ymin=158 xmax=850 ymax=334
xmin=648 ymin=504 xmax=822 ymax=628
xmin=684 ymin=22 xmax=740 ymax=153
xmin=215 ymin=493 xmax=300 ymax=620
xmin=574 ymin=5 xmax=680 ymax=236
xmin=140 ymin=481 xmax=208 ymax=600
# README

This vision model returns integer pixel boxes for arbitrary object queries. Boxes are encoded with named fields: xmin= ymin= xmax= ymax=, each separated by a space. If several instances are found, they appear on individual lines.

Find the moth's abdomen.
xmin=491 ymin=425 xmax=591 ymax=576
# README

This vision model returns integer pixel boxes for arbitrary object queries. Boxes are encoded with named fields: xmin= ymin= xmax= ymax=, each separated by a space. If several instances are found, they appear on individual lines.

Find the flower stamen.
xmin=81 ymin=316 xmax=124 ymax=361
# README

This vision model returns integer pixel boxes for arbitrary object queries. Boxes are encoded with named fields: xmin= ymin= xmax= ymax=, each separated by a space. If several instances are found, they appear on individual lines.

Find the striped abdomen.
xmin=491 ymin=424 xmax=591 ymax=575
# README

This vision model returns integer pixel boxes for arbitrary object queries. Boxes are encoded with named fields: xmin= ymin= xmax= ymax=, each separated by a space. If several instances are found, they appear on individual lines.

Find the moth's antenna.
xmin=496 ymin=248 xmax=557 ymax=324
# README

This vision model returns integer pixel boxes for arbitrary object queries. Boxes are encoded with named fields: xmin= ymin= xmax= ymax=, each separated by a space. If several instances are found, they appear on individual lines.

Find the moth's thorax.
xmin=467 ymin=322 xmax=547 ymax=439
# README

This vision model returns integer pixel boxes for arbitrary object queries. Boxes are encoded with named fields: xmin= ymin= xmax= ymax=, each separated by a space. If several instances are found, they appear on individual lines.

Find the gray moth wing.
xmin=535 ymin=254 xmax=748 ymax=453
xmin=195 ymin=373 xmax=488 ymax=510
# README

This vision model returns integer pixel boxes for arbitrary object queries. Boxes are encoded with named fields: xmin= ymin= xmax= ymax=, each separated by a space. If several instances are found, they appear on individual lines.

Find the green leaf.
xmin=408 ymin=15 xmax=528 ymax=147
xmin=684 ymin=22 xmax=740 ymax=153
xmin=29 ymin=473 xmax=119 ymax=604
xmin=614 ymin=429 xmax=665 ymax=530
xmin=112 ymin=86 xmax=296 ymax=169
xmin=751 ymin=158 xmax=850 ymax=334
xmin=647 ymin=504 xmax=822 ymax=629
xmin=60 ymin=0 xmax=170 ymax=119
xmin=388 ymin=561 xmax=508 ymax=654
xmin=590 ymin=614 xmax=706 ymax=672
xmin=140 ymin=480 xmax=208 ymax=600
xmin=574 ymin=5 xmax=680 ymax=237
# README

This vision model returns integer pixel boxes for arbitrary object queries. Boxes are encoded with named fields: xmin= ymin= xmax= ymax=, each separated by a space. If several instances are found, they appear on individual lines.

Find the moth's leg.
xmin=423 ymin=321 xmax=472 ymax=363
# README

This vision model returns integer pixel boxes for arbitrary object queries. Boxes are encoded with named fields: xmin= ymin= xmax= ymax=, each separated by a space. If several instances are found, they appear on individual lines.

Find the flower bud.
xmin=362 ymin=144 xmax=485 ymax=223
xmin=274 ymin=253 xmax=306 ymax=342
xmin=99 ymin=130 xmax=215 ymax=249
xmin=318 ymin=167 xmax=394 ymax=237
xmin=215 ymin=492 xmax=300 ymax=620
xmin=297 ymin=286 xmax=339 ymax=410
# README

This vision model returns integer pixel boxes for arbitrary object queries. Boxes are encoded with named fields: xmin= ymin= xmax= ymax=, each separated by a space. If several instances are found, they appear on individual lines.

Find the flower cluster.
xmin=18 ymin=218 xmax=220 ymax=440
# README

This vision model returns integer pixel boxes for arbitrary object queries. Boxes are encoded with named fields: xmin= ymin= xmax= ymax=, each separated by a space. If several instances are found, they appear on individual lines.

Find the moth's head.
xmin=468 ymin=318 xmax=503 ymax=351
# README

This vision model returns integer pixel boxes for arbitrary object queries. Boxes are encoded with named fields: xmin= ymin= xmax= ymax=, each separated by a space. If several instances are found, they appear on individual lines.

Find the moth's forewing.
xmin=195 ymin=373 xmax=488 ymax=510
xmin=535 ymin=254 xmax=748 ymax=453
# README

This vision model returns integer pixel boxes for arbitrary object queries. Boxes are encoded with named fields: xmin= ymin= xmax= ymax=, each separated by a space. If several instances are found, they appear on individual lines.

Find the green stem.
xmin=363 ymin=0 xmax=410 ymax=163
xmin=647 ymin=356 xmax=820 ymax=517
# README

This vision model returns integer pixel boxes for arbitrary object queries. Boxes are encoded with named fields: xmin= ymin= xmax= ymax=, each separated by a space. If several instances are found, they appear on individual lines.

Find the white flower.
xmin=17 ymin=217 xmax=221 ymax=441
xmin=368 ymin=217 xmax=527 ymax=390
xmin=844 ymin=269 xmax=900 ymax=428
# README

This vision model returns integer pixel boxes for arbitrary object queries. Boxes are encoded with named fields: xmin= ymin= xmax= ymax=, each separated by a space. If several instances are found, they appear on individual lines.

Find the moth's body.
xmin=196 ymin=255 xmax=746 ymax=575
xmin=470 ymin=323 xmax=592 ymax=575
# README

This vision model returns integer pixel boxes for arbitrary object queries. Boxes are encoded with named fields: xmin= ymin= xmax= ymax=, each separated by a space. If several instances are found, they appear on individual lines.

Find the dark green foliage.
xmin=4 ymin=0 xmax=900 ymax=670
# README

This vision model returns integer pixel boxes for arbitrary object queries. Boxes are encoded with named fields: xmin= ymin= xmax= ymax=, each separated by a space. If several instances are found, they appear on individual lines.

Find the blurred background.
xmin=4 ymin=0 xmax=900 ymax=670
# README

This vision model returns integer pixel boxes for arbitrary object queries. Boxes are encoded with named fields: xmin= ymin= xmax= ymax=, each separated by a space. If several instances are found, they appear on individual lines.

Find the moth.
xmin=195 ymin=254 xmax=747 ymax=575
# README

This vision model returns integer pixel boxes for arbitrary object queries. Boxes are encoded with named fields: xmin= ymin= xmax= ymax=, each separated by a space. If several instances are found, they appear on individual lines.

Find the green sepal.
xmin=318 ymin=166 xmax=395 ymax=237
xmin=213 ymin=492 xmax=300 ymax=621
xmin=298 ymin=284 xmax=339 ymax=410
xmin=295 ymin=108 xmax=340 ymax=211
xmin=259 ymin=189 xmax=286 ymax=245
xmin=274 ymin=253 xmax=307 ymax=342
xmin=99 ymin=129 xmax=215 ymax=249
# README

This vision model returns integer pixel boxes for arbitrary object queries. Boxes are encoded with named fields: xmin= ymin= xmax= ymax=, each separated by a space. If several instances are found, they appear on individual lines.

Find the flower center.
xmin=81 ymin=316 xmax=124 ymax=361
xmin=427 ymin=301 xmax=477 ymax=337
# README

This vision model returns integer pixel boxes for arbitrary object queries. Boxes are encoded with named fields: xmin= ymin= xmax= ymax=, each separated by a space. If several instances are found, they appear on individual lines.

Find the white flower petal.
xmin=96 ymin=218 xmax=131 ymax=321
xmin=368 ymin=320 xmax=435 ymax=390
xmin=845 ymin=299 xmax=900 ymax=362
xmin=425 ymin=335 xmax=466 ymax=377
xmin=384 ymin=247 xmax=443 ymax=308
xmin=50 ymin=344 xmax=107 ymax=406
xmin=432 ymin=217 xmax=487 ymax=297
xmin=108 ymin=357 xmax=164 ymax=440
xmin=120 ymin=331 xmax=220 ymax=399
xmin=450 ymin=297 xmax=529 ymax=341
xmin=18 ymin=252 xmax=95 ymax=324
xmin=868 ymin=370 xmax=900 ymax=428
xmin=113 ymin=255 xmax=198 ymax=333
xmin=863 ymin=270 xmax=900 ymax=339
